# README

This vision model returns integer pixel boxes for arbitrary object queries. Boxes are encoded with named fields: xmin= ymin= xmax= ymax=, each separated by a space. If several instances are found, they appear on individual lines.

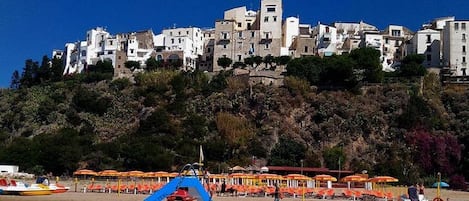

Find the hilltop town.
xmin=51 ymin=0 xmax=467 ymax=85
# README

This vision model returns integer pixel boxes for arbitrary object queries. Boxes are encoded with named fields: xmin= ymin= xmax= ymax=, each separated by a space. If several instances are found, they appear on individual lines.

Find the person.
xmin=221 ymin=180 xmax=226 ymax=196
xmin=418 ymin=183 xmax=425 ymax=201
xmin=408 ymin=183 xmax=418 ymax=201
xmin=42 ymin=177 xmax=49 ymax=186
xmin=274 ymin=183 xmax=280 ymax=201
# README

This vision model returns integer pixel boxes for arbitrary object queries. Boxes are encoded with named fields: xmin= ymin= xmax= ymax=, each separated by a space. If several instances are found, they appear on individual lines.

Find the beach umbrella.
xmin=126 ymin=170 xmax=145 ymax=177
xmin=73 ymin=169 xmax=97 ymax=176
xmin=98 ymin=170 xmax=120 ymax=177
xmin=313 ymin=174 xmax=337 ymax=182
xmin=285 ymin=174 xmax=310 ymax=180
xmin=367 ymin=176 xmax=398 ymax=183
xmin=432 ymin=181 xmax=449 ymax=188
xmin=341 ymin=175 xmax=367 ymax=183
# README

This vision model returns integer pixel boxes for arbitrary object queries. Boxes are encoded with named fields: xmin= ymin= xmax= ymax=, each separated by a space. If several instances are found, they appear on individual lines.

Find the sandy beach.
xmin=0 ymin=188 xmax=468 ymax=201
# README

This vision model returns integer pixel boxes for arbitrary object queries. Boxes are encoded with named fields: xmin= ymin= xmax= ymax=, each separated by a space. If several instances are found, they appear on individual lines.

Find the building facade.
xmin=443 ymin=20 xmax=469 ymax=76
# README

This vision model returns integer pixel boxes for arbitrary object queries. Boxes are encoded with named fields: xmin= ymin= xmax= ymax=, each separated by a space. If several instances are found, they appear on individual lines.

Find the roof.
xmin=266 ymin=166 xmax=329 ymax=173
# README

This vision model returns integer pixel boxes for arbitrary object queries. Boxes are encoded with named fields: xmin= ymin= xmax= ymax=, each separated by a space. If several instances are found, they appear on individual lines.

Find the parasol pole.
xmin=437 ymin=172 xmax=441 ymax=199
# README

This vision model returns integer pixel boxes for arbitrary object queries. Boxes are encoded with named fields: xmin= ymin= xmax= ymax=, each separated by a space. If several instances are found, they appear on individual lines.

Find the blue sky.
xmin=1 ymin=0 xmax=469 ymax=88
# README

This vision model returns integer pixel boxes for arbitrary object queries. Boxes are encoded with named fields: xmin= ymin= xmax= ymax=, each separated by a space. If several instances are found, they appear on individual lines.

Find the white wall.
xmin=0 ymin=165 xmax=19 ymax=173
xmin=412 ymin=29 xmax=441 ymax=67
xmin=284 ymin=17 xmax=299 ymax=49
xmin=443 ymin=20 xmax=469 ymax=76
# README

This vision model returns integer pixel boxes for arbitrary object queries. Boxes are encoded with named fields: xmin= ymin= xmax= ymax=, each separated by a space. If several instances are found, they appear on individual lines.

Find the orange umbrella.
xmin=73 ymin=169 xmax=97 ymax=176
xmin=313 ymin=174 xmax=337 ymax=182
xmin=258 ymin=174 xmax=283 ymax=180
xmin=126 ymin=170 xmax=145 ymax=177
xmin=341 ymin=175 xmax=367 ymax=183
xmin=367 ymin=176 xmax=398 ymax=183
xmin=285 ymin=174 xmax=310 ymax=180
xmin=98 ymin=170 xmax=121 ymax=177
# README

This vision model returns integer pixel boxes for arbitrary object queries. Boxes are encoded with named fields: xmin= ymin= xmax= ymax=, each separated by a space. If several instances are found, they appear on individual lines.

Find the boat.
xmin=49 ymin=183 xmax=70 ymax=193
xmin=0 ymin=180 xmax=53 ymax=196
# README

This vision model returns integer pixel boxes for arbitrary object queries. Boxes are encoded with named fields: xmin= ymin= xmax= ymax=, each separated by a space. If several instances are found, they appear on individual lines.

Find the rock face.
xmin=0 ymin=74 xmax=466 ymax=181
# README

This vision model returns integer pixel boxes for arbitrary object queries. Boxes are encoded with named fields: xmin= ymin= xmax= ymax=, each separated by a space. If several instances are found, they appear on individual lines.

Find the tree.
xmin=125 ymin=60 xmax=141 ymax=71
xmin=253 ymin=56 xmax=263 ymax=68
xmin=10 ymin=70 xmax=21 ymax=89
xmin=286 ymin=56 xmax=324 ymax=85
xmin=50 ymin=57 xmax=64 ymax=82
xmin=20 ymin=59 xmax=39 ymax=88
xmin=399 ymin=54 xmax=427 ymax=77
xmin=263 ymin=55 xmax=275 ymax=70
xmin=37 ymin=55 xmax=51 ymax=83
xmin=145 ymin=57 xmax=162 ymax=71
xmin=232 ymin=61 xmax=246 ymax=69
xmin=269 ymin=136 xmax=306 ymax=166
xmin=350 ymin=47 xmax=383 ymax=83
xmin=244 ymin=57 xmax=254 ymax=68
xmin=90 ymin=59 xmax=114 ymax=74
xmin=275 ymin=56 xmax=291 ymax=66
xmin=217 ymin=57 xmax=233 ymax=70
xmin=321 ymin=55 xmax=357 ymax=88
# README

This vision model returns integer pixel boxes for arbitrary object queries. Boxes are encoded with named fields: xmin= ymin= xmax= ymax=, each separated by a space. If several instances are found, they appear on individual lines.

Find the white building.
xmin=154 ymin=27 xmax=205 ymax=71
xmin=283 ymin=17 xmax=300 ymax=53
xmin=381 ymin=25 xmax=414 ymax=71
xmin=409 ymin=29 xmax=441 ymax=68
xmin=0 ymin=165 xmax=18 ymax=173
xmin=312 ymin=23 xmax=338 ymax=57
xmin=443 ymin=20 xmax=469 ymax=76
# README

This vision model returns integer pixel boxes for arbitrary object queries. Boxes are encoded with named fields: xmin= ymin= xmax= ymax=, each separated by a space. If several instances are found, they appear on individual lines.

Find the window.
xmin=81 ymin=50 xmax=86 ymax=56
xmin=238 ymin=55 xmax=242 ymax=61
xmin=207 ymin=47 xmax=211 ymax=53
xmin=463 ymin=45 xmax=466 ymax=53
xmin=250 ymin=43 xmax=255 ymax=53
xmin=391 ymin=30 xmax=401 ymax=37
xmin=223 ymin=44 xmax=227 ymax=49
xmin=251 ymin=31 xmax=255 ymax=37
xmin=426 ymin=35 xmax=431 ymax=43
xmin=304 ymin=46 xmax=308 ymax=53
xmin=264 ymin=17 xmax=269 ymax=22
xmin=463 ymin=56 xmax=466 ymax=63
xmin=385 ymin=38 xmax=389 ymax=44
xmin=118 ymin=65 xmax=121 ymax=68
xmin=427 ymin=54 xmax=431 ymax=62
xmin=462 ymin=23 xmax=466 ymax=30
xmin=237 ymin=23 xmax=242 ymax=28
xmin=325 ymin=27 xmax=330 ymax=33
xmin=108 ymin=51 xmax=113 ymax=54
xmin=247 ymin=23 xmax=252 ymax=30
xmin=238 ymin=32 xmax=243 ymax=38
xmin=130 ymin=49 xmax=134 ymax=54
xmin=267 ymin=7 xmax=276 ymax=12
xmin=463 ymin=34 xmax=467 ymax=41
xmin=178 ymin=38 xmax=182 ymax=43
xmin=171 ymin=39 xmax=175 ymax=44
xmin=273 ymin=16 xmax=277 ymax=22
xmin=118 ymin=56 xmax=121 ymax=59
xmin=187 ymin=31 xmax=189 ymax=35
xmin=110 ymin=40 xmax=113 ymax=45
xmin=170 ymin=32 xmax=173 ymax=36
xmin=178 ymin=31 xmax=181 ymax=35
xmin=265 ymin=43 xmax=270 ymax=49
xmin=238 ymin=42 xmax=242 ymax=49
xmin=455 ymin=23 xmax=459 ymax=30
xmin=223 ymin=33 xmax=228 ymax=39
xmin=265 ymin=32 xmax=270 ymax=39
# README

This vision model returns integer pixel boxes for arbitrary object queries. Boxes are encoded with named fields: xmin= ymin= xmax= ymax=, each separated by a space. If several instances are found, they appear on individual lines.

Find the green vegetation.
xmin=0 ymin=48 xmax=467 ymax=187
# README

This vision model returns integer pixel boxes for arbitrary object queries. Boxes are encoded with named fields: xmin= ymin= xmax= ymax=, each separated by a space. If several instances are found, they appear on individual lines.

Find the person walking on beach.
xmin=274 ymin=183 xmax=281 ymax=201
xmin=221 ymin=180 xmax=226 ymax=196
xmin=408 ymin=183 xmax=418 ymax=201
xmin=418 ymin=183 xmax=425 ymax=201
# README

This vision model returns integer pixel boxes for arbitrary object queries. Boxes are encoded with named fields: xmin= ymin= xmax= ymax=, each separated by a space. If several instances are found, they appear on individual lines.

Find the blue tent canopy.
xmin=432 ymin=181 xmax=449 ymax=188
